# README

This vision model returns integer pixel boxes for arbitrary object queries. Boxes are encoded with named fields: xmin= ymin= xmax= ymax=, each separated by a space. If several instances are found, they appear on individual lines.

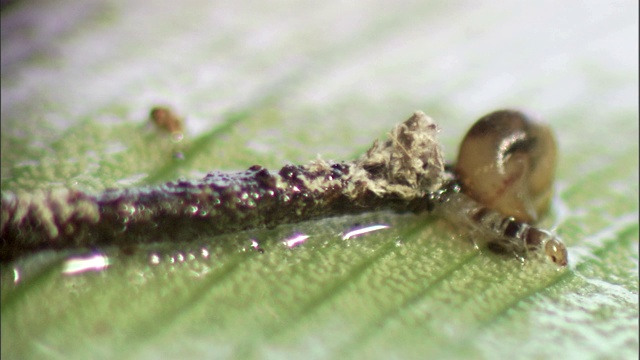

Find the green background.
xmin=1 ymin=1 xmax=638 ymax=359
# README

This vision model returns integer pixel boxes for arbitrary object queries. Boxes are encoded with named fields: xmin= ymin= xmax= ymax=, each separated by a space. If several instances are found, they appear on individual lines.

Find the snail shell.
xmin=455 ymin=109 xmax=557 ymax=223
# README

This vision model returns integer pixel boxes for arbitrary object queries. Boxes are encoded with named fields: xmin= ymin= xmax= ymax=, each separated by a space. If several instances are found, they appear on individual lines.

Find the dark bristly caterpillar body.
xmin=0 ymin=110 xmax=568 ymax=266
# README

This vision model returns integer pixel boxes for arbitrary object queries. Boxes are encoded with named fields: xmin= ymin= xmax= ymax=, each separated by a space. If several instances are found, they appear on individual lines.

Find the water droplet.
xmin=342 ymin=224 xmax=390 ymax=240
xmin=171 ymin=132 xmax=184 ymax=142
xmin=282 ymin=233 xmax=310 ymax=248
xmin=149 ymin=253 xmax=160 ymax=265
xmin=189 ymin=205 xmax=199 ymax=214
xmin=244 ymin=239 xmax=265 ymax=253
xmin=116 ymin=203 xmax=136 ymax=217
xmin=62 ymin=253 xmax=110 ymax=275
xmin=13 ymin=268 xmax=20 ymax=284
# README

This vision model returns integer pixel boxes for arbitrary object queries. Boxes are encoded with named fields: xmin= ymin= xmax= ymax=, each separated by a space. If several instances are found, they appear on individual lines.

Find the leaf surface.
xmin=1 ymin=1 xmax=638 ymax=359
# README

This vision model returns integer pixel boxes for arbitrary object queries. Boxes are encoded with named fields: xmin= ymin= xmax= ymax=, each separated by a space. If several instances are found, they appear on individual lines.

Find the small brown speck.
xmin=150 ymin=106 xmax=184 ymax=134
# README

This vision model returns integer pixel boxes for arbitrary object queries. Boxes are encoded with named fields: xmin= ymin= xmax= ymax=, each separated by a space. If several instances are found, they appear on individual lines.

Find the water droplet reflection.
xmin=149 ymin=253 xmax=161 ymax=265
xmin=245 ymin=239 xmax=265 ymax=253
xmin=342 ymin=224 xmax=390 ymax=240
xmin=171 ymin=132 xmax=184 ymax=142
xmin=13 ymin=268 xmax=20 ymax=284
xmin=283 ymin=233 xmax=310 ymax=248
xmin=62 ymin=253 xmax=110 ymax=275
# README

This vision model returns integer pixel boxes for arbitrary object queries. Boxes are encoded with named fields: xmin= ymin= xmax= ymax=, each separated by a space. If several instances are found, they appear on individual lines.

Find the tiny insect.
xmin=0 ymin=109 xmax=567 ymax=266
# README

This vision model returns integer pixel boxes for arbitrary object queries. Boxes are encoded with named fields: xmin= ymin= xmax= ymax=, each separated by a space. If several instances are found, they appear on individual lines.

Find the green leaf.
xmin=1 ymin=1 xmax=638 ymax=359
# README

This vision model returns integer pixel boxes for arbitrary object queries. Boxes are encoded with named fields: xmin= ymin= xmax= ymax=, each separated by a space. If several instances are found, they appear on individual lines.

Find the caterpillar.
xmin=0 ymin=109 xmax=567 ymax=266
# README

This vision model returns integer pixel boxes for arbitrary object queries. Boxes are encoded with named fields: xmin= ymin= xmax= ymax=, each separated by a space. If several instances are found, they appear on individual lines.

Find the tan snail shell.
xmin=455 ymin=109 xmax=558 ymax=223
